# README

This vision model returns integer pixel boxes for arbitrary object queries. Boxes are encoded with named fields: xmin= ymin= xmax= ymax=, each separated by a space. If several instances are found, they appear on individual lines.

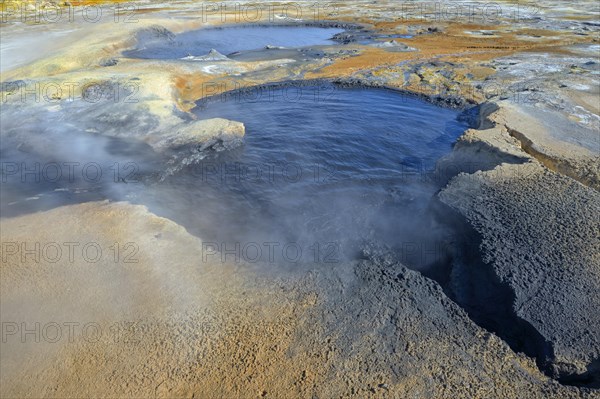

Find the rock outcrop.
xmin=149 ymin=118 xmax=245 ymax=151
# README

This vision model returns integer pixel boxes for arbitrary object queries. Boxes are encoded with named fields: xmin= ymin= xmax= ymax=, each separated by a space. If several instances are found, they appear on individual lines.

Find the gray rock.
xmin=371 ymin=40 xmax=416 ymax=52
xmin=99 ymin=58 xmax=118 ymax=67
xmin=136 ymin=25 xmax=175 ymax=43
xmin=151 ymin=118 xmax=245 ymax=151
xmin=149 ymin=118 xmax=245 ymax=177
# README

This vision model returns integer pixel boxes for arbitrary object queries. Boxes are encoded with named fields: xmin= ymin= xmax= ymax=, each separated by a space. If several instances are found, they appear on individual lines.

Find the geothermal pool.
xmin=145 ymin=85 xmax=468 ymax=269
xmin=124 ymin=25 xmax=344 ymax=59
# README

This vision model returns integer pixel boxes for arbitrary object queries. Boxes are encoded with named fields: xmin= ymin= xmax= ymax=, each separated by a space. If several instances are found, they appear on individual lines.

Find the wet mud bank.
xmin=332 ymin=77 xmax=477 ymax=109
xmin=427 ymin=200 xmax=558 ymax=384
xmin=435 ymin=135 xmax=600 ymax=390
xmin=432 ymin=189 xmax=600 ymax=389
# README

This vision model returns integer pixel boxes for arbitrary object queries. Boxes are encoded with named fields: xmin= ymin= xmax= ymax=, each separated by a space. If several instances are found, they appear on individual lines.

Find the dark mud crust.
xmin=438 ymin=165 xmax=600 ymax=390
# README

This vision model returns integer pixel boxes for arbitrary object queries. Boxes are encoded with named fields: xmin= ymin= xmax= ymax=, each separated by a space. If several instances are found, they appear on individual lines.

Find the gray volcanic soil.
xmin=439 ymin=161 xmax=600 ymax=387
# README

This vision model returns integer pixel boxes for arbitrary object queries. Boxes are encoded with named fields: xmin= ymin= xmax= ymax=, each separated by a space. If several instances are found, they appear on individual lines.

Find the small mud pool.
xmin=146 ymin=85 xmax=468 ymax=269
xmin=124 ymin=25 xmax=344 ymax=59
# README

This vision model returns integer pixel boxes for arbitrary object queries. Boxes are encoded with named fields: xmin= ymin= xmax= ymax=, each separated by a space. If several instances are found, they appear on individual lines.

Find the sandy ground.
xmin=0 ymin=201 xmax=588 ymax=398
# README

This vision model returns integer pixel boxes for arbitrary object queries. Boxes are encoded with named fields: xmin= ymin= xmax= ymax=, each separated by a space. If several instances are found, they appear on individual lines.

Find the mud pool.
xmin=124 ymin=25 xmax=344 ymax=59
xmin=145 ymin=85 xmax=469 ymax=269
